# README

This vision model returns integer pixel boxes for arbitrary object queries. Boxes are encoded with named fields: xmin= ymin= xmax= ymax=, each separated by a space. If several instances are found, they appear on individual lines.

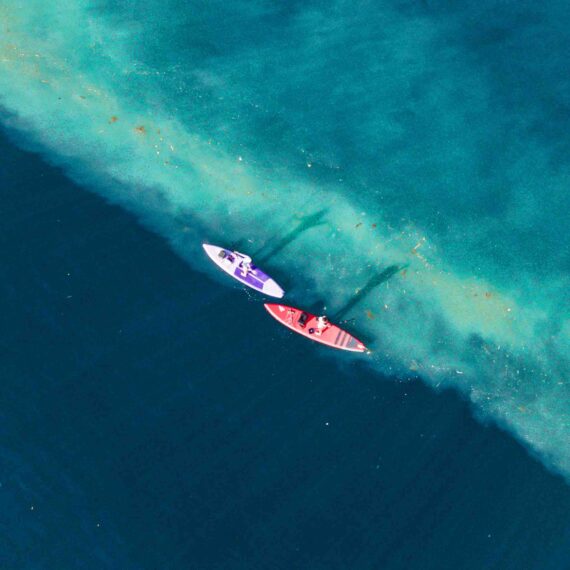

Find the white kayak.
xmin=202 ymin=244 xmax=285 ymax=298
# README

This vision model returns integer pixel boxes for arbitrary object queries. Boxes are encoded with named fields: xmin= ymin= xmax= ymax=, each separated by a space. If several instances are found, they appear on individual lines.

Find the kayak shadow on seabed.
xmin=333 ymin=264 xmax=406 ymax=321
xmin=254 ymin=209 xmax=329 ymax=263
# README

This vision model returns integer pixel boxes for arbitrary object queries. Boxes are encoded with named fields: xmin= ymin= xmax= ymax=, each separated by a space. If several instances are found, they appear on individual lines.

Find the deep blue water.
xmin=1 ymin=131 xmax=570 ymax=569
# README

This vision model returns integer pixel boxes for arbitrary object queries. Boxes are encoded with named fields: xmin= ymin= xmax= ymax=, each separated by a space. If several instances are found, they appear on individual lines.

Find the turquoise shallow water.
xmin=0 ymin=0 xmax=569 ymax=551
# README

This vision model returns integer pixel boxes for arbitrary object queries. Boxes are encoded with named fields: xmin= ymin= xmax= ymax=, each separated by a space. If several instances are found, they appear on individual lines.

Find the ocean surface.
xmin=0 ymin=0 xmax=569 ymax=568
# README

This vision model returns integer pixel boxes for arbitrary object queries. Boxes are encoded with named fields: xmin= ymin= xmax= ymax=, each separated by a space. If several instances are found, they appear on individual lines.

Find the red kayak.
xmin=264 ymin=303 xmax=368 ymax=353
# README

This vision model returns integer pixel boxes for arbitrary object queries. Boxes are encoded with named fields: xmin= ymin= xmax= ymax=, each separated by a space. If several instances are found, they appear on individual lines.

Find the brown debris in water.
xmin=366 ymin=309 xmax=375 ymax=319
xmin=135 ymin=125 xmax=146 ymax=135
xmin=109 ymin=116 xmax=119 ymax=124
xmin=355 ymin=222 xmax=363 ymax=228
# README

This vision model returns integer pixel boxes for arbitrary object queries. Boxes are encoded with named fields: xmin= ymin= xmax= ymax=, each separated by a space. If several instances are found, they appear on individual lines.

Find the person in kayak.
xmin=314 ymin=315 xmax=329 ymax=336
xmin=236 ymin=252 xmax=253 ymax=277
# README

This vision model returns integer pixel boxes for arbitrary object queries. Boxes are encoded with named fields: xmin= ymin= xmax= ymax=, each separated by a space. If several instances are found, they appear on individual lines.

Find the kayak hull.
xmin=264 ymin=303 xmax=367 ymax=352
xmin=202 ymin=244 xmax=284 ymax=298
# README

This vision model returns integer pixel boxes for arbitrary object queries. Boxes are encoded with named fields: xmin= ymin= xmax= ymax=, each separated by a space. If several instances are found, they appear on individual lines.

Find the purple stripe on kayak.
xmin=234 ymin=269 xmax=264 ymax=289
xmin=252 ymin=268 xmax=270 ymax=283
